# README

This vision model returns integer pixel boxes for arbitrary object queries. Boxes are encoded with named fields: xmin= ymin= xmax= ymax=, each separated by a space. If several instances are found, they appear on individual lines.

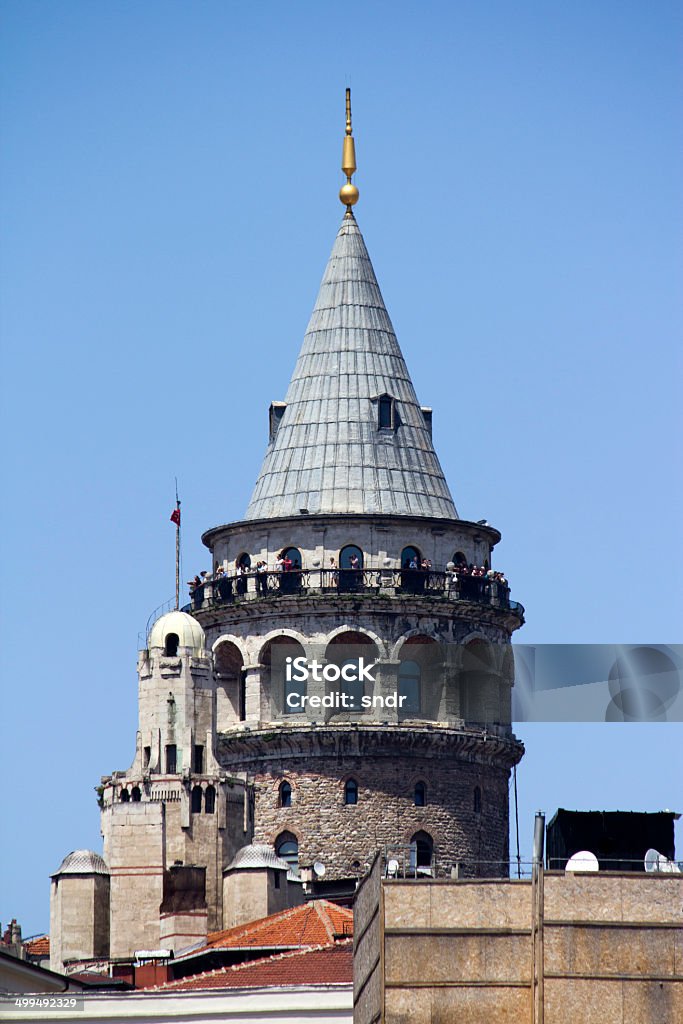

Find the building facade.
xmin=51 ymin=94 xmax=525 ymax=969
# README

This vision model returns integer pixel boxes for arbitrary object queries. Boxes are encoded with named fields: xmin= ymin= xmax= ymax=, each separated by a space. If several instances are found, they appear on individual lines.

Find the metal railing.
xmin=382 ymin=848 xmax=683 ymax=881
xmin=184 ymin=568 xmax=523 ymax=616
xmin=382 ymin=846 xmax=535 ymax=880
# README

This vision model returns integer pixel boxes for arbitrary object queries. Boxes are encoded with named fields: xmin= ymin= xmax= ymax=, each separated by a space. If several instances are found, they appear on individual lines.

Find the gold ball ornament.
xmin=339 ymin=182 xmax=359 ymax=207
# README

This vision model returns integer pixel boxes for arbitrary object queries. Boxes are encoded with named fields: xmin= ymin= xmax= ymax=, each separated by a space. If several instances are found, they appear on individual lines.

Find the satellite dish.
xmin=565 ymin=850 xmax=599 ymax=873
xmin=386 ymin=858 xmax=400 ymax=877
xmin=644 ymin=848 xmax=681 ymax=873
xmin=644 ymin=848 xmax=661 ymax=873
xmin=313 ymin=861 xmax=326 ymax=877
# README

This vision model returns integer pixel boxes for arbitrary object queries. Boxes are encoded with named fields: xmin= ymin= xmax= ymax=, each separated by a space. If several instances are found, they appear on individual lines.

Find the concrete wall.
xmin=354 ymin=869 xmax=683 ymax=1024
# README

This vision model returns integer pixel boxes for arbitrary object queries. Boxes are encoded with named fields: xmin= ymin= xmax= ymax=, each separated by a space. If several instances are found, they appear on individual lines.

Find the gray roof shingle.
xmin=245 ymin=214 xmax=457 ymax=520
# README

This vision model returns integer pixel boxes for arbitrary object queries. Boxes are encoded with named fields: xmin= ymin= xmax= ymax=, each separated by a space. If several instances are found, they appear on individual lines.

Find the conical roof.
xmin=245 ymin=214 xmax=457 ymax=521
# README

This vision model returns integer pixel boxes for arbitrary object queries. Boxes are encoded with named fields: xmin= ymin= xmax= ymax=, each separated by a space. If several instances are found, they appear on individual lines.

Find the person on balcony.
xmin=255 ymin=560 xmax=269 ymax=595
xmin=236 ymin=562 xmax=248 ymax=596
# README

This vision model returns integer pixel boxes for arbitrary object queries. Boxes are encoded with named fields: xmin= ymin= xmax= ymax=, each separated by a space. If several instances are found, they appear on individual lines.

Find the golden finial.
xmin=339 ymin=87 xmax=359 ymax=215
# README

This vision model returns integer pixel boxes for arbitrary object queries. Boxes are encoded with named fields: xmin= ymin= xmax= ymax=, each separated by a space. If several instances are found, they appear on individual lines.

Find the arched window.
xmin=279 ymin=781 xmax=292 ymax=808
xmin=261 ymin=636 xmax=306 ymax=716
xmin=473 ymin=785 xmax=482 ymax=814
xmin=120 ymin=788 xmax=130 ymax=803
xmin=278 ymin=547 xmax=303 ymax=594
xmin=214 ymin=640 xmax=246 ymax=723
xmin=339 ymin=545 xmax=363 ymax=569
xmin=344 ymin=778 xmax=358 ymax=805
xmin=276 ymin=831 xmax=299 ymax=871
xmin=401 ymin=546 xmax=421 ymax=569
xmin=281 ymin=547 xmax=302 ymax=569
xmin=410 ymin=830 xmax=434 ymax=872
xmin=131 ymin=786 xmax=141 ymax=803
xmin=398 ymin=660 xmax=421 ymax=715
xmin=164 ymin=633 xmax=179 ymax=657
xmin=237 ymin=552 xmax=251 ymax=569
xmin=454 ymin=551 xmax=467 ymax=566
xmin=204 ymin=785 xmax=216 ymax=814
xmin=191 ymin=785 xmax=203 ymax=813
xmin=338 ymin=546 xmax=363 ymax=593
xmin=414 ymin=781 xmax=426 ymax=807
xmin=400 ymin=546 xmax=425 ymax=593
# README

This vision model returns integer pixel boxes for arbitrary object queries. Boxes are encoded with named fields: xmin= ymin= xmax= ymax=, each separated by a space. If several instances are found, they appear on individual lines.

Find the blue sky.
xmin=1 ymin=1 xmax=681 ymax=935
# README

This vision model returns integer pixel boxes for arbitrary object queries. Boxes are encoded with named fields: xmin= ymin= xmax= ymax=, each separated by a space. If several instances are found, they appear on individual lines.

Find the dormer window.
xmin=378 ymin=394 xmax=395 ymax=430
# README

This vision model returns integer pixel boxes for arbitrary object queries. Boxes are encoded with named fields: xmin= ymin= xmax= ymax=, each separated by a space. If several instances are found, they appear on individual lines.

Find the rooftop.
xmin=24 ymin=935 xmax=50 ymax=957
xmin=151 ymin=940 xmax=353 ymax=991
xmin=176 ymin=899 xmax=353 ymax=960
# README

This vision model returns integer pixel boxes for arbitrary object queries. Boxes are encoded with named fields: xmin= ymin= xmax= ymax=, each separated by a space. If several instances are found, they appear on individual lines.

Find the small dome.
xmin=148 ymin=611 xmax=205 ymax=652
xmin=52 ymin=849 xmax=109 ymax=877
xmin=225 ymin=844 xmax=290 ymax=873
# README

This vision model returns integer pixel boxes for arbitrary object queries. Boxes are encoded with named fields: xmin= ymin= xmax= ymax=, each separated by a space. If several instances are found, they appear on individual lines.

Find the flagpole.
xmin=174 ymin=479 xmax=181 ymax=611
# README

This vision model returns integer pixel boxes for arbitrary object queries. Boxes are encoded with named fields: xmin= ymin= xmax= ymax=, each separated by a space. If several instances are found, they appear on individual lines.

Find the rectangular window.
xmin=193 ymin=745 xmax=204 ymax=774
xmin=165 ymin=744 xmax=177 ymax=774
xmin=143 ymin=746 xmax=151 ymax=768
xmin=379 ymin=396 xmax=393 ymax=429
xmin=274 ymin=871 xmax=281 ymax=890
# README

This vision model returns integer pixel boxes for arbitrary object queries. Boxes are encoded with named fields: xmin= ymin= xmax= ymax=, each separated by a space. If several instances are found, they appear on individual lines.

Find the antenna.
xmin=565 ymin=850 xmax=599 ymax=873
xmin=313 ymin=861 xmax=326 ymax=878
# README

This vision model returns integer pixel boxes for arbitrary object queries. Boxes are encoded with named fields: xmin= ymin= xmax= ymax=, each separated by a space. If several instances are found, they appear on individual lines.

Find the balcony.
xmin=183 ymin=568 xmax=524 ymax=618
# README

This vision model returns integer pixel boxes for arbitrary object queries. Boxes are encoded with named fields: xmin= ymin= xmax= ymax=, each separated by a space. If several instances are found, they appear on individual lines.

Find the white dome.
xmin=148 ymin=611 xmax=205 ymax=652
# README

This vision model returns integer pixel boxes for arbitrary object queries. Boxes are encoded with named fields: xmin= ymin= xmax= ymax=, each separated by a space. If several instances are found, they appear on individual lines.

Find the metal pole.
xmin=174 ymin=479 xmax=181 ymax=611
xmin=531 ymin=812 xmax=545 ymax=1024
xmin=514 ymin=764 xmax=521 ymax=879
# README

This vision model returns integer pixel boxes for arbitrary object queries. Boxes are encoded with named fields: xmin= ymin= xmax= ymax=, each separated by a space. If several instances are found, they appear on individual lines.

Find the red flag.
xmin=170 ymin=508 xmax=181 ymax=526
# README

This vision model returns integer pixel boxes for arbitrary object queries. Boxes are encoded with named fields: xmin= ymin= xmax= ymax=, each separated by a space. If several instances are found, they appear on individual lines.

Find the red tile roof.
xmin=180 ymin=899 xmax=353 ymax=957
xmin=25 ymin=935 xmax=50 ymax=956
xmin=152 ymin=941 xmax=353 ymax=991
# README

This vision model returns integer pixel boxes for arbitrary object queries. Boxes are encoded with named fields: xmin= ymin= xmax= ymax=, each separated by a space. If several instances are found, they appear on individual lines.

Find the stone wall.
xmin=49 ymin=875 xmax=110 ymax=971
xmin=105 ymin=801 xmax=165 ymax=958
xmin=203 ymin=512 xmax=502 ymax=580
xmin=233 ymin=730 xmax=513 ymax=880
xmin=222 ymin=867 xmax=299 ymax=928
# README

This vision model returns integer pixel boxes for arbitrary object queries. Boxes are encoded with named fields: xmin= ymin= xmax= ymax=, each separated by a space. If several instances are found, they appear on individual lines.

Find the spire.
xmin=245 ymin=214 xmax=458 ymax=521
xmin=339 ymin=88 xmax=359 ymax=215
